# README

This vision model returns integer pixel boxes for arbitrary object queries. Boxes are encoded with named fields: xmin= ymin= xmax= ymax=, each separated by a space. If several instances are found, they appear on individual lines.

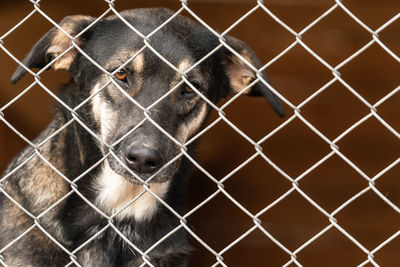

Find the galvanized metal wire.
xmin=0 ymin=0 xmax=399 ymax=266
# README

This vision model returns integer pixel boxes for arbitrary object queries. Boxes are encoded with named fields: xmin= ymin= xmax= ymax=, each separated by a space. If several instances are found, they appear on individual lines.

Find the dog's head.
xmin=11 ymin=8 xmax=285 ymax=185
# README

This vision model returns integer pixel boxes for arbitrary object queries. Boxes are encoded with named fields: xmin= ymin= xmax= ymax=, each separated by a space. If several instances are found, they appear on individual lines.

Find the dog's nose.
xmin=125 ymin=146 xmax=162 ymax=174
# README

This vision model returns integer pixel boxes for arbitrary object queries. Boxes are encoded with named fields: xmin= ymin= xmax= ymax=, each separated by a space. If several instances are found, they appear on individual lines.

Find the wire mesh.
xmin=0 ymin=0 xmax=399 ymax=266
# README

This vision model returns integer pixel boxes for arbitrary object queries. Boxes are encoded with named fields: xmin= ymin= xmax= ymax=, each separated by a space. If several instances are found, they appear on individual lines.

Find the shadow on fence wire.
xmin=0 ymin=0 xmax=400 ymax=266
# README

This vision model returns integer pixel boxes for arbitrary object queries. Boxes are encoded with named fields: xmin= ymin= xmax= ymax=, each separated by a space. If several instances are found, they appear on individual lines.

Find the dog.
xmin=0 ymin=8 xmax=284 ymax=266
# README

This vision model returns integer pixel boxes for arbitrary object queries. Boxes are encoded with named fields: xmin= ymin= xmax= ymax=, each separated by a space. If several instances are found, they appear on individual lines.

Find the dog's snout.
xmin=125 ymin=145 xmax=162 ymax=174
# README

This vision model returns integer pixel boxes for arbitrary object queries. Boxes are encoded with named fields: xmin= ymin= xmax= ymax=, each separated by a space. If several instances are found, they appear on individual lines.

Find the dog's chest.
xmin=94 ymin=164 xmax=170 ymax=221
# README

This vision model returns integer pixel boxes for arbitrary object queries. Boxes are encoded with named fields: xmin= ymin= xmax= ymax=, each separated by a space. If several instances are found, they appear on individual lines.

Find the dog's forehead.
xmin=86 ymin=12 xmax=202 ymax=69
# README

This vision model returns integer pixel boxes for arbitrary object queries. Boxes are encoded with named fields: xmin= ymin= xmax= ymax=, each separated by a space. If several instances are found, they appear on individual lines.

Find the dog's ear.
xmin=221 ymin=36 xmax=285 ymax=117
xmin=11 ymin=15 xmax=94 ymax=84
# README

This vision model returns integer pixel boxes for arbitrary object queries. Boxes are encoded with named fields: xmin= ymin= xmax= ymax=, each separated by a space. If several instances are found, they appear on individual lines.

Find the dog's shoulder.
xmin=1 ymin=111 xmax=70 ymax=215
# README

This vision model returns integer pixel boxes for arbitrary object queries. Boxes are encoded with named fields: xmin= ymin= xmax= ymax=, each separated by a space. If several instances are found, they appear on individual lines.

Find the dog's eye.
xmin=181 ymin=81 xmax=201 ymax=96
xmin=114 ymin=70 xmax=127 ymax=82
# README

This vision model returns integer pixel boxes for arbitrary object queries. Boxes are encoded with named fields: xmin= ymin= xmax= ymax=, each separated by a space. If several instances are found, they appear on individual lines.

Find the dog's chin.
xmin=107 ymin=160 xmax=180 ymax=185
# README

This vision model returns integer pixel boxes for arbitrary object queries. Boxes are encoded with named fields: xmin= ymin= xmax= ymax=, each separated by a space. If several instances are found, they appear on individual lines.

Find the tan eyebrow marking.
xmin=169 ymin=58 xmax=196 ymax=93
xmin=132 ymin=53 xmax=144 ymax=73
xmin=177 ymin=103 xmax=207 ymax=143
xmin=177 ymin=58 xmax=192 ymax=73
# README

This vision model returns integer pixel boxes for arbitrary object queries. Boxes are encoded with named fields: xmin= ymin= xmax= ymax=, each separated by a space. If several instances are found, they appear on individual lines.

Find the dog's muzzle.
xmin=108 ymin=120 xmax=181 ymax=184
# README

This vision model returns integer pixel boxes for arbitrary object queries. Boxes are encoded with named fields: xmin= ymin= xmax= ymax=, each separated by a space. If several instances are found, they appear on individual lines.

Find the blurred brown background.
xmin=1 ymin=0 xmax=400 ymax=266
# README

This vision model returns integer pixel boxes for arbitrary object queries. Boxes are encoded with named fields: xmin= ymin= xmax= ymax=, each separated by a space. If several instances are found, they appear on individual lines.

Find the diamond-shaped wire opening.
xmin=0 ymin=8 xmax=50 ymax=50
xmin=222 ymin=156 xmax=292 ymax=214
xmin=261 ymin=117 xmax=332 ymax=178
xmin=217 ymin=7 xmax=295 ymax=64
xmin=193 ymin=119 xmax=260 ymax=179
xmin=300 ymin=81 xmax=370 ymax=139
xmin=299 ymin=227 xmax=367 ymax=266
xmin=222 ymin=95 xmax=287 ymax=141
xmin=340 ymin=43 xmax=400 ymax=103
xmin=337 ymin=117 xmax=400 ymax=177
xmin=266 ymin=44 xmax=332 ymax=105
xmin=300 ymin=155 xmax=367 ymax=212
xmin=1 ymin=83 xmax=57 ymax=138
xmin=302 ymin=7 xmax=371 ymax=66
xmin=0 ymin=2 xmax=34 ymax=32
xmin=187 ymin=193 xmax=255 ymax=252
xmin=0 ymin=12 xmax=57 ymax=80
xmin=258 ymin=190 xmax=328 ymax=251
xmin=336 ymin=190 xmax=400 ymax=249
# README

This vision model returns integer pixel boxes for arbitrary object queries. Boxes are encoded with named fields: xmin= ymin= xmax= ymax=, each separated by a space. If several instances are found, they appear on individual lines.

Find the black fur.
xmin=1 ymin=8 xmax=284 ymax=266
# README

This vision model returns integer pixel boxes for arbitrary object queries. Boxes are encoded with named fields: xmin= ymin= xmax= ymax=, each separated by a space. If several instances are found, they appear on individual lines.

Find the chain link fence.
xmin=0 ymin=0 xmax=399 ymax=266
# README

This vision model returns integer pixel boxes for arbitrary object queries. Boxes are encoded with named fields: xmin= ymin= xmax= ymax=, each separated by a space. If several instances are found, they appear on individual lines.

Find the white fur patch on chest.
xmin=94 ymin=164 xmax=170 ymax=221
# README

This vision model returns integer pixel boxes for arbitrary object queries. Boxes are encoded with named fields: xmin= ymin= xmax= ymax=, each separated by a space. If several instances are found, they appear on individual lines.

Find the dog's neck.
xmin=93 ymin=163 xmax=170 ymax=221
